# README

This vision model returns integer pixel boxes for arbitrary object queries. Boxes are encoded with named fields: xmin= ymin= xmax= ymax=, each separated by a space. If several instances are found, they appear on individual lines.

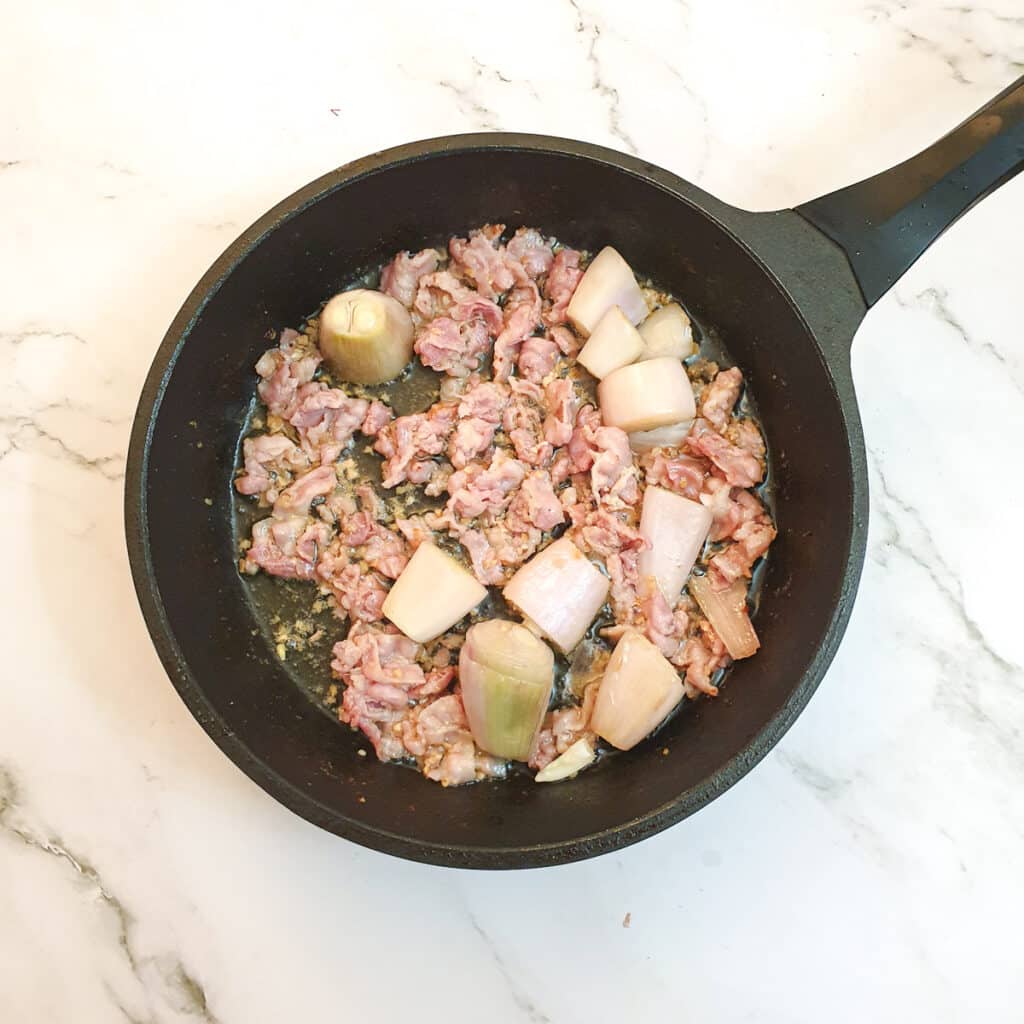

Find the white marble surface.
xmin=2 ymin=0 xmax=1022 ymax=1020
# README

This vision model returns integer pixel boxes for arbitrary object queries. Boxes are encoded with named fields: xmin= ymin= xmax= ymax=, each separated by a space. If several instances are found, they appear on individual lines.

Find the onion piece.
xmin=637 ymin=486 xmax=712 ymax=603
xmin=591 ymin=631 xmax=684 ymax=750
xmin=460 ymin=620 xmax=554 ymax=761
xmin=535 ymin=737 xmax=596 ymax=783
xmin=577 ymin=306 xmax=645 ymax=379
xmin=638 ymin=303 xmax=696 ymax=360
xmin=319 ymin=288 xmax=414 ymax=384
xmin=382 ymin=542 xmax=486 ymax=643
xmin=598 ymin=356 xmax=696 ymax=433
xmin=689 ymin=575 xmax=760 ymax=659
xmin=566 ymin=247 xmax=648 ymax=337
xmin=628 ymin=420 xmax=693 ymax=452
xmin=503 ymin=537 xmax=610 ymax=653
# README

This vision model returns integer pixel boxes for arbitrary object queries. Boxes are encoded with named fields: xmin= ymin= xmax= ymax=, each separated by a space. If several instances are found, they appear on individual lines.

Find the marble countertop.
xmin=3 ymin=1 xmax=1022 ymax=1020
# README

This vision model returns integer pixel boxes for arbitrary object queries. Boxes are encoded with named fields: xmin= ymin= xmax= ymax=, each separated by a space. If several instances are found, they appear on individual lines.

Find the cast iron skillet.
xmin=126 ymin=77 xmax=1024 ymax=868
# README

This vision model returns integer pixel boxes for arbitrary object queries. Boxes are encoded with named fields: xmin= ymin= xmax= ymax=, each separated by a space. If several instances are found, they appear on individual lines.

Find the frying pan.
xmin=126 ymin=76 xmax=1024 ymax=868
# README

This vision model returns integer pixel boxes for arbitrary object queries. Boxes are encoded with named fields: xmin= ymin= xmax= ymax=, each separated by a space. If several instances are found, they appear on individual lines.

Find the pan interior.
xmin=138 ymin=146 xmax=853 ymax=862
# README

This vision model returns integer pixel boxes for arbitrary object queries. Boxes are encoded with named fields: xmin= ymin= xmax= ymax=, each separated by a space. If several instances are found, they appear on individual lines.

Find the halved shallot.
xmin=638 ymin=303 xmax=696 ymax=360
xmin=598 ymin=356 xmax=696 ymax=433
xmin=566 ymin=247 xmax=648 ymax=337
xmin=460 ymin=620 xmax=555 ymax=761
xmin=382 ymin=542 xmax=486 ymax=643
xmin=590 ymin=630 xmax=684 ymax=750
xmin=637 ymin=486 xmax=713 ymax=603
xmin=577 ymin=305 xmax=645 ymax=379
xmin=503 ymin=537 xmax=609 ymax=653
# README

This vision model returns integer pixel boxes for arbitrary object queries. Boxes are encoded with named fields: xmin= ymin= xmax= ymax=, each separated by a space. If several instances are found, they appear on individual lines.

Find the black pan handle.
xmin=797 ymin=75 xmax=1024 ymax=307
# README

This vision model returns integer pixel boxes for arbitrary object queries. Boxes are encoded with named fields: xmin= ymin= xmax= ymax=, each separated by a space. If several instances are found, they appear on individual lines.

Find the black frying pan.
xmin=126 ymin=77 xmax=1024 ymax=868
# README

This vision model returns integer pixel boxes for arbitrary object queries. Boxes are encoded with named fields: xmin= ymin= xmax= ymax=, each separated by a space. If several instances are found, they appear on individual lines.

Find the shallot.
xmin=591 ymin=630 xmax=684 ymax=750
xmin=577 ymin=305 xmax=645 ymax=379
xmin=566 ymin=247 xmax=647 ymax=336
xmin=503 ymin=537 xmax=610 ymax=653
xmin=382 ymin=542 xmax=486 ymax=643
xmin=535 ymin=737 xmax=596 ymax=782
xmin=460 ymin=620 xmax=554 ymax=761
xmin=598 ymin=356 xmax=696 ymax=433
xmin=319 ymin=288 xmax=414 ymax=384
xmin=638 ymin=303 xmax=696 ymax=360
xmin=637 ymin=486 xmax=712 ymax=603
xmin=690 ymin=575 xmax=760 ymax=659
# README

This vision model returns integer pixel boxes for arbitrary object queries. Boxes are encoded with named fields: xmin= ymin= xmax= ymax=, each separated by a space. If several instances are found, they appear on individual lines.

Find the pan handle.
xmin=796 ymin=75 xmax=1024 ymax=307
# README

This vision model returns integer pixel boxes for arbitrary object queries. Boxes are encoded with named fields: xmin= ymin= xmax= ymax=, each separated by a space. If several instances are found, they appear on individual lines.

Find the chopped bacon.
xmin=333 ymin=624 xmax=420 ymax=755
xmin=517 ymin=336 xmax=560 ymax=382
xmin=318 ymin=547 xmax=389 ymax=622
xmin=707 ymin=520 xmax=777 ymax=590
xmin=413 ymin=270 xmax=477 ymax=319
xmin=571 ymin=505 xmax=646 ymax=566
xmin=529 ymin=683 xmax=599 ymax=770
xmin=374 ymin=402 xmax=458 ymax=488
xmin=542 ymin=377 xmax=578 ymax=447
xmin=235 ymin=434 xmax=310 ymax=502
xmin=727 ymin=418 xmax=766 ymax=461
xmin=458 ymin=527 xmax=506 ymax=585
xmin=674 ymin=621 xmax=731 ymax=697
xmin=686 ymin=419 xmax=763 ymax=488
xmin=507 ymin=470 xmax=565 ymax=532
xmin=360 ymin=400 xmax=393 ymax=437
xmin=395 ymin=515 xmax=434 ymax=550
xmin=414 ymin=316 xmax=491 ymax=377
xmin=643 ymin=451 xmax=708 ymax=501
xmin=506 ymin=227 xmax=554 ymax=279
xmin=449 ymin=295 xmax=504 ymax=335
xmin=502 ymin=384 xmax=554 ymax=467
xmin=380 ymin=248 xmax=441 ymax=307
xmin=447 ymin=380 xmax=507 ymax=468
xmin=255 ymin=329 xmax=322 ymax=419
xmin=289 ymin=384 xmax=369 ymax=464
xmin=639 ymin=578 xmax=688 ymax=658
xmin=449 ymin=229 xmax=521 ymax=300
xmin=566 ymin=405 xmax=637 ymax=502
xmin=243 ymin=515 xmax=330 ymax=580
xmin=396 ymin=694 xmax=477 ymax=785
xmin=543 ymin=248 xmax=583 ymax=325
xmin=605 ymin=548 xmax=641 ymax=621
xmin=272 ymin=465 xmax=337 ymax=519
xmin=445 ymin=450 xmax=528 ymax=519
xmin=547 ymin=325 xmax=579 ymax=357
xmin=701 ymin=366 xmax=743 ymax=431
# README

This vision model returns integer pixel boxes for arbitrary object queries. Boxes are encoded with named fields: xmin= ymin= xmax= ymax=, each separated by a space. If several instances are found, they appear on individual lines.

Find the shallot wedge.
xmin=535 ymin=737 xmax=596 ymax=782
xmin=460 ymin=620 xmax=555 ymax=761
xmin=577 ymin=305 xmax=645 ymax=379
xmin=591 ymin=630 xmax=684 ymax=750
xmin=638 ymin=303 xmax=696 ymax=360
xmin=503 ymin=537 xmax=609 ymax=653
xmin=598 ymin=356 xmax=696 ymax=433
xmin=566 ymin=247 xmax=647 ymax=336
xmin=637 ymin=486 xmax=713 ymax=603
xmin=689 ymin=574 xmax=760 ymax=659
xmin=382 ymin=542 xmax=486 ymax=643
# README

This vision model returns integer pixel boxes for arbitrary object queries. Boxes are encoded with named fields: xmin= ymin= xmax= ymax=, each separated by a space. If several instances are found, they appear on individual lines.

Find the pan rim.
xmin=124 ymin=132 xmax=867 ymax=868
